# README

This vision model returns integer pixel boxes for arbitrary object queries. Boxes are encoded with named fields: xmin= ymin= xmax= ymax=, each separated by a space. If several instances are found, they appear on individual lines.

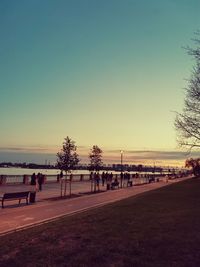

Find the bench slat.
xmin=3 ymin=192 xmax=29 ymax=199
xmin=1 ymin=191 xmax=30 ymax=208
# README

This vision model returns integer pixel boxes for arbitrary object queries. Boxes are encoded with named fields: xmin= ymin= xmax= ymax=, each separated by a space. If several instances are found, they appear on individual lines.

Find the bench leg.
xmin=19 ymin=199 xmax=21 ymax=205
xmin=2 ymin=200 xmax=4 ymax=208
xmin=26 ymin=197 xmax=28 ymax=205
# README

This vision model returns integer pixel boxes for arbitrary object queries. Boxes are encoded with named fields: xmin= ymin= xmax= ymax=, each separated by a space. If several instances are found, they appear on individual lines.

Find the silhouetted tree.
xmin=57 ymin=136 xmax=79 ymax=196
xmin=89 ymin=145 xmax=103 ymax=171
xmin=57 ymin=136 xmax=79 ymax=171
xmin=175 ymin=32 xmax=200 ymax=151
xmin=185 ymin=158 xmax=200 ymax=177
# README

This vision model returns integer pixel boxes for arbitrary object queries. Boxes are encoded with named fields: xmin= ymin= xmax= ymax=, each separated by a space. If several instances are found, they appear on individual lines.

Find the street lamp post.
xmin=120 ymin=150 xmax=123 ymax=188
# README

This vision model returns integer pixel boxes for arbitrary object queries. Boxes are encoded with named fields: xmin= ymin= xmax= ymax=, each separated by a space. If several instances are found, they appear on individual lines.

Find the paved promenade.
xmin=0 ymin=177 xmax=190 ymax=235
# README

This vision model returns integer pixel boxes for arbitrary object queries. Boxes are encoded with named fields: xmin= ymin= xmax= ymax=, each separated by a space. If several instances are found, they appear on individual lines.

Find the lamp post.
xmin=120 ymin=150 xmax=123 ymax=188
xmin=153 ymin=161 xmax=156 ymax=183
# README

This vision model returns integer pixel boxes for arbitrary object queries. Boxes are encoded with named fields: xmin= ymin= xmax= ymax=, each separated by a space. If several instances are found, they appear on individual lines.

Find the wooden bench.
xmin=148 ymin=177 xmax=155 ymax=183
xmin=111 ymin=181 xmax=119 ymax=190
xmin=0 ymin=191 xmax=30 ymax=208
xmin=127 ymin=181 xmax=133 ymax=187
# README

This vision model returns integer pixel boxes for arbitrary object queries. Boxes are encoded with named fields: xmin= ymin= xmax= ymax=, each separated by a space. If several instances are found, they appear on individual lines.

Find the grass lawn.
xmin=1 ymin=178 xmax=200 ymax=267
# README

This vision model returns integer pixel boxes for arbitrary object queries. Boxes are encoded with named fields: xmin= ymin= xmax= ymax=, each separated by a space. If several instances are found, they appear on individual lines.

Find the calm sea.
xmin=0 ymin=167 xmax=90 ymax=176
xmin=0 ymin=167 xmax=162 ymax=176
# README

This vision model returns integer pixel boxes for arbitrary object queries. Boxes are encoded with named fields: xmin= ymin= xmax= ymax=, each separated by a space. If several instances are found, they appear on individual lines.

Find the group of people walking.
xmin=30 ymin=172 xmax=45 ymax=191
xmin=90 ymin=171 xmax=114 ymax=187
xmin=90 ymin=171 xmax=132 ymax=190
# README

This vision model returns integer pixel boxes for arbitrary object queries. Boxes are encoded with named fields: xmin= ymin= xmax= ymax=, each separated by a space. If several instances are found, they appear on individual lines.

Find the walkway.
xmin=0 ymin=177 xmax=190 ymax=235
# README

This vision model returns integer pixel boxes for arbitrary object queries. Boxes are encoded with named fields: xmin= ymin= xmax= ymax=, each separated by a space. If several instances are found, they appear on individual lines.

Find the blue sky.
xmin=1 ymin=0 xmax=200 ymax=166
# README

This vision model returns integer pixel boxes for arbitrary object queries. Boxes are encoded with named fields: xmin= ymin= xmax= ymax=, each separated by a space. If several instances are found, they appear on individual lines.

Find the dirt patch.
xmin=79 ymin=190 xmax=105 ymax=195
xmin=44 ymin=193 xmax=82 ymax=201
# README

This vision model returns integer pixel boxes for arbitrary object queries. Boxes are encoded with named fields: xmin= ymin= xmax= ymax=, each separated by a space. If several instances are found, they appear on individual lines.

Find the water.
xmin=0 ymin=167 xmax=163 ymax=176
xmin=0 ymin=167 xmax=90 ymax=176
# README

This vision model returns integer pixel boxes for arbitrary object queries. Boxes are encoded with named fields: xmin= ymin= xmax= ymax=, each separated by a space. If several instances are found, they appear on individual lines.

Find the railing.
xmin=0 ymin=174 xmax=92 ymax=185
xmin=0 ymin=172 xmax=186 ymax=185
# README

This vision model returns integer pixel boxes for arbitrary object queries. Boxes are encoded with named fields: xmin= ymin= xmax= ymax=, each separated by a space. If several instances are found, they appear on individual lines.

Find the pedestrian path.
xmin=0 ymin=177 xmax=190 ymax=235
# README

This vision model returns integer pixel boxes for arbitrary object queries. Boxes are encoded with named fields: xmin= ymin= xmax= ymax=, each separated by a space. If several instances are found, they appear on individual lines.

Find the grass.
xmin=1 ymin=178 xmax=200 ymax=266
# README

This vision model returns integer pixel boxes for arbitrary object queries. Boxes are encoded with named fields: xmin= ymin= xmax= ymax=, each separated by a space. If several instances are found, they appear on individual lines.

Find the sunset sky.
xmin=1 ymin=0 xmax=200 ymax=166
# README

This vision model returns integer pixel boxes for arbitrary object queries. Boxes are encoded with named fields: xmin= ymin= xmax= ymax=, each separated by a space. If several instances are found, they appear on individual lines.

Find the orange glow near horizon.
xmin=0 ymin=145 xmax=189 ymax=167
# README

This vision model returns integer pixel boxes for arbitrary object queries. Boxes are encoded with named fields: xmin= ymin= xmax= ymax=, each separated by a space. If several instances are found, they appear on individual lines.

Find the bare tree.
xmin=175 ymin=32 xmax=200 ymax=151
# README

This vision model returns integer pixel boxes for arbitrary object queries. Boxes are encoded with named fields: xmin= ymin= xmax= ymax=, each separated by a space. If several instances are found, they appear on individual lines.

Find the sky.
xmin=1 ymin=0 xmax=200 ymax=166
